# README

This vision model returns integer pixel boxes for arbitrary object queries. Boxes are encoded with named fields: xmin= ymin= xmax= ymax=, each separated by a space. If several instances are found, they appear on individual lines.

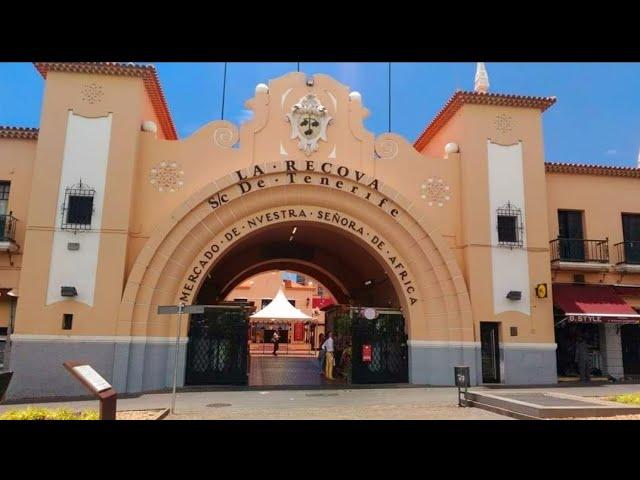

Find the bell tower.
xmin=415 ymin=63 xmax=558 ymax=384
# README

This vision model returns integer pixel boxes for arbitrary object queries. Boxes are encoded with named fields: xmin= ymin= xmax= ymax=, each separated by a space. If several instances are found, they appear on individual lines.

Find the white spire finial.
xmin=474 ymin=62 xmax=490 ymax=93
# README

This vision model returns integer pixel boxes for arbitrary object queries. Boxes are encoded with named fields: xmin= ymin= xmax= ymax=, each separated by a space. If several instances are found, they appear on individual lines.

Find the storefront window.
xmin=555 ymin=322 xmax=602 ymax=377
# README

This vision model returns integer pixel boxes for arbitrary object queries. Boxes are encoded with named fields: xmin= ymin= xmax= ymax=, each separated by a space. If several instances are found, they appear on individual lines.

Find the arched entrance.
xmin=188 ymin=219 xmax=405 ymax=387
xmin=115 ymin=165 xmax=473 ymax=392
xmin=195 ymin=220 xmax=401 ymax=308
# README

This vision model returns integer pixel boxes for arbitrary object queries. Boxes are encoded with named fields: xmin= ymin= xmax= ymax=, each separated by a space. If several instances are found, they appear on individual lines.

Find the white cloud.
xmin=235 ymin=109 xmax=254 ymax=125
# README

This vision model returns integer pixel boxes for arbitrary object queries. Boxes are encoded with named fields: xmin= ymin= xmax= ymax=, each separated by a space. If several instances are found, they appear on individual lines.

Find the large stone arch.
xmin=115 ymin=165 xmax=474 ymax=389
xmin=215 ymin=258 xmax=351 ymax=303
xmin=184 ymin=214 xmax=406 ymax=308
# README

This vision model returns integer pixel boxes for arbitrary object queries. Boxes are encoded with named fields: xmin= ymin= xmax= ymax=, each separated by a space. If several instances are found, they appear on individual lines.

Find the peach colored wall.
xmin=141 ymin=89 xmax=167 ymax=141
xmin=419 ymin=103 xmax=554 ymax=344
xmin=15 ymin=70 xmax=147 ymax=335
xmin=3 ymin=68 xmax=567 ymax=349
xmin=0 ymin=137 xmax=36 ymax=289
xmin=420 ymin=112 xmax=467 ymax=282
xmin=0 ymin=297 xmax=10 ymax=328
xmin=116 ymin=73 xmax=473 ymax=345
xmin=546 ymin=171 xmax=640 ymax=285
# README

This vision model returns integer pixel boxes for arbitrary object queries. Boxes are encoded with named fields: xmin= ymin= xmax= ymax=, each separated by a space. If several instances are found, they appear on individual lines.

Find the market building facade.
xmin=1 ymin=62 xmax=639 ymax=399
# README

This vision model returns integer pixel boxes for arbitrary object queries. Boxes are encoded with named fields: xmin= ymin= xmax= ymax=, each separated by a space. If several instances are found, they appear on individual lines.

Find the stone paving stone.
xmin=166 ymin=403 xmax=510 ymax=420
xmin=498 ymin=393 xmax=603 ymax=406
xmin=249 ymin=355 xmax=332 ymax=386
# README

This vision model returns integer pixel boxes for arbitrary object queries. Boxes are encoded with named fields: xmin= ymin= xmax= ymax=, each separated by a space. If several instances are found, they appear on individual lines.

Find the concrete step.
xmin=463 ymin=399 xmax=539 ymax=420
xmin=465 ymin=391 xmax=541 ymax=418
xmin=465 ymin=390 xmax=640 ymax=419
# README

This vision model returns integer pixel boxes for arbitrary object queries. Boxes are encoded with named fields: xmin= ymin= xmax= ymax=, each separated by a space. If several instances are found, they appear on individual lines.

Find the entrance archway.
xmin=116 ymin=166 xmax=473 ymax=390
xmin=188 ymin=219 xmax=404 ymax=387
xmin=194 ymin=220 xmax=401 ymax=308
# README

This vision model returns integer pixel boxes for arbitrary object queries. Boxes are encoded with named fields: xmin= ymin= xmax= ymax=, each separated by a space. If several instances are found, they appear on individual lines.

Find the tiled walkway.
xmin=249 ymin=355 xmax=336 ymax=386
xmin=4 ymin=384 xmax=640 ymax=420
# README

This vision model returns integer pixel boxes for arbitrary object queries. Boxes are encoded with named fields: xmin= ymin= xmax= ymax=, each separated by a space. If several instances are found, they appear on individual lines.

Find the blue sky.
xmin=1 ymin=62 xmax=639 ymax=166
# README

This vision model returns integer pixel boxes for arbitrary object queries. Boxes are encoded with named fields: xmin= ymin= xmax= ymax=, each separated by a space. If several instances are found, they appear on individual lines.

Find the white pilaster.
xmin=487 ymin=141 xmax=531 ymax=316
xmin=46 ymin=111 xmax=112 ymax=306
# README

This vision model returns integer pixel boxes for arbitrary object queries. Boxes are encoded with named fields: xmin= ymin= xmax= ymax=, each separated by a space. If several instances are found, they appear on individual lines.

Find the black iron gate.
xmin=326 ymin=306 xmax=408 ymax=384
xmin=185 ymin=306 xmax=248 ymax=385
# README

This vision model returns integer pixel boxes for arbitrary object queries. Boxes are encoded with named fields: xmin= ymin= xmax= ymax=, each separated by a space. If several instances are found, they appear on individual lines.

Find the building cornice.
xmin=414 ymin=90 xmax=557 ymax=150
xmin=545 ymin=161 xmax=640 ymax=178
xmin=34 ymin=62 xmax=178 ymax=140
xmin=0 ymin=126 xmax=39 ymax=140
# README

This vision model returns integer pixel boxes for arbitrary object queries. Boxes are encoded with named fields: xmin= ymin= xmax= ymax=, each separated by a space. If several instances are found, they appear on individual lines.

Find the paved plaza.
xmin=249 ymin=355 xmax=329 ymax=387
xmin=2 ymin=377 xmax=639 ymax=420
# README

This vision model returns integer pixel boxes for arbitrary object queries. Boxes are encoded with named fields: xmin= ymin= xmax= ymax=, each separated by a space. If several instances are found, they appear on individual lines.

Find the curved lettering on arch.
xmin=176 ymin=206 xmax=420 ymax=310
xmin=118 ymin=161 xmax=472 ymax=345
xmin=220 ymin=160 xmax=398 ymax=219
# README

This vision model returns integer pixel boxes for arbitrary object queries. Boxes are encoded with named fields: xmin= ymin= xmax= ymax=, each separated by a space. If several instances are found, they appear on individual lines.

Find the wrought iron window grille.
xmin=496 ymin=201 xmax=524 ymax=248
xmin=61 ymin=180 xmax=96 ymax=232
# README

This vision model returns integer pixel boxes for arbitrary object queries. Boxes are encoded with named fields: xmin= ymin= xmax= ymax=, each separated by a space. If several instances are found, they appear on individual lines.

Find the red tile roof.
xmin=545 ymin=161 xmax=640 ymax=178
xmin=414 ymin=90 xmax=557 ymax=150
xmin=34 ymin=62 xmax=177 ymax=140
xmin=0 ymin=126 xmax=39 ymax=140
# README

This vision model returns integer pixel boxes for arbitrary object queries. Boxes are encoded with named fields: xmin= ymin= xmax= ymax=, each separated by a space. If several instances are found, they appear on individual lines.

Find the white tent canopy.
xmin=249 ymin=288 xmax=313 ymax=322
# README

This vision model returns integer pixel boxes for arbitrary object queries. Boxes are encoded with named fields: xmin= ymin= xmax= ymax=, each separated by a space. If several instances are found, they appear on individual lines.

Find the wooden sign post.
xmin=63 ymin=361 xmax=117 ymax=420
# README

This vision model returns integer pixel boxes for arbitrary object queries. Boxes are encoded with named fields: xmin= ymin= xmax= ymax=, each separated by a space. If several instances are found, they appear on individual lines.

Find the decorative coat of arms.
xmin=286 ymin=94 xmax=333 ymax=156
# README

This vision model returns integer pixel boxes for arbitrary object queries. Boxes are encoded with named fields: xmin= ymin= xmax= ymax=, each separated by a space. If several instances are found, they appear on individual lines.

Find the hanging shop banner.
xmin=567 ymin=314 xmax=640 ymax=324
xmin=294 ymin=322 xmax=304 ymax=341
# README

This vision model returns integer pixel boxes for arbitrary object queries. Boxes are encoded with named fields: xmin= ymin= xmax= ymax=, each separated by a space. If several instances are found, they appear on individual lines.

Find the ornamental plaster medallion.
xmin=494 ymin=113 xmax=513 ymax=134
xmin=286 ymin=94 xmax=333 ymax=156
xmin=149 ymin=162 xmax=184 ymax=192
xmin=81 ymin=83 xmax=104 ymax=104
xmin=375 ymin=134 xmax=399 ymax=160
xmin=212 ymin=123 xmax=239 ymax=148
xmin=420 ymin=178 xmax=450 ymax=207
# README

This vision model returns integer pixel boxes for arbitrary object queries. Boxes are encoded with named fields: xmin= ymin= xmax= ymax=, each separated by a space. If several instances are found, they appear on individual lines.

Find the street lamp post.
xmin=171 ymin=302 xmax=184 ymax=414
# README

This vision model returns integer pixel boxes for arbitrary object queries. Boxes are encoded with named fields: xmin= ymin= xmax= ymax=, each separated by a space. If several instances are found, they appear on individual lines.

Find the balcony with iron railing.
xmin=549 ymin=237 xmax=610 ymax=270
xmin=614 ymin=241 xmax=640 ymax=271
xmin=0 ymin=213 xmax=18 ymax=252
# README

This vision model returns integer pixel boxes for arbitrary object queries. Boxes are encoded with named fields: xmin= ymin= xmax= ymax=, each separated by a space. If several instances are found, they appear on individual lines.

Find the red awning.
xmin=312 ymin=297 xmax=335 ymax=309
xmin=614 ymin=285 xmax=640 ymax=297
xmin=553 ymin=284 xmax=640 ymax=324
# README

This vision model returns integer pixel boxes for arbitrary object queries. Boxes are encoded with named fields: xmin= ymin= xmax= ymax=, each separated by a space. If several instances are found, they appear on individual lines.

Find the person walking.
xmin=321 ymin=332 xmax=335 ymax=380
xmin=318 ymin=332 xmax=326 ymax=373
xmin=272 ymin=330 xmax=280 ymax=356
xmin=575 ymin=333 xmax=591 ymax=383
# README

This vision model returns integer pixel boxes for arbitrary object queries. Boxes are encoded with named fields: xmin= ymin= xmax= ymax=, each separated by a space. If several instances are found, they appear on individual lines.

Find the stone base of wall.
xmin=408 ymin=342 xmax=558 ymax=386
xmin=6 ymin=339 xmax=187 ymax=401
xmin=501 ymin=345 xmax=558 ymax=385
xmin=408 ymin=342 xmax=479 ymax=385
xmin=7 ymin=338 xmax=559 ymax=399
